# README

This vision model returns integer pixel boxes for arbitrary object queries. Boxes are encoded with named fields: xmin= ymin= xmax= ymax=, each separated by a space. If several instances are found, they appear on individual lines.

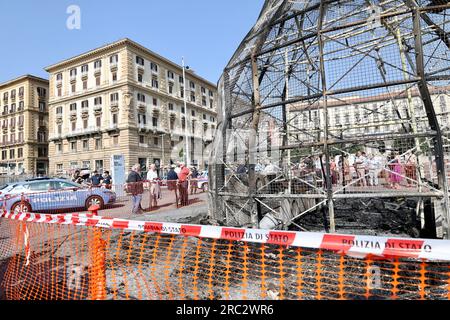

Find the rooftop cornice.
xmin=44 ymin=38 xmax=217 ymax=88
xmin=0 ymin=75 xmax=49 ymax=89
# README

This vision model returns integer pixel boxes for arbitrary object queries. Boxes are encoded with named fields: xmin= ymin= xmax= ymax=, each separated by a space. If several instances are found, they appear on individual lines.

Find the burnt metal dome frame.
xmin=209 ymin=0 xmax=450 ymax=239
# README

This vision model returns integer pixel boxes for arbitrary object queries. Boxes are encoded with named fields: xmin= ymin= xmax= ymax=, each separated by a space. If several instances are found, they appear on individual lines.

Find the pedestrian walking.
xmin=126 ymin=164 xmax=144 ymax=215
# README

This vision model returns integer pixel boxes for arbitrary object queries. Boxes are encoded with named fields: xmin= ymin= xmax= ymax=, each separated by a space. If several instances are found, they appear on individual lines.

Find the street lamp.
xmin=182 ymin=57 xmax=190 ymax=166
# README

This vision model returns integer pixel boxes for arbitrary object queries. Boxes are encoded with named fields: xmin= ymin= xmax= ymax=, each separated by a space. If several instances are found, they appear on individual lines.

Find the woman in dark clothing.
xmin=167 ymin=166 xmax=179 ymax=206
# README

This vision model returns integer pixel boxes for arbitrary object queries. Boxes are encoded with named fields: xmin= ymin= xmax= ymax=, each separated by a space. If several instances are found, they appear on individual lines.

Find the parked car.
xmin=0 ymin=178 xmax=116 ymax=214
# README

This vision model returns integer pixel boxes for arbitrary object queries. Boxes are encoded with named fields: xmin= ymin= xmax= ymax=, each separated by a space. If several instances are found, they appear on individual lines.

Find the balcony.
xmin=70 ymin=75 xmax=77 ymax=83
xmin=70 ymin=110 xmax=77 ymax=117
xmin=110 ymin=62 xmax=118 ymax=71
xmin=81 ymin=72 xmax=88 ymax=80
xmin=56 ymin=79 xmax=63 ymax=87
xmin=94 ymin=104 xmax=102 ymax=112
xmin=137 ymin=102 xmax=146 ymax=112
xmin=94 ymin=67 xmax=101 ymax=76
xmin=66 ymin=126 xmax=101 ymax=138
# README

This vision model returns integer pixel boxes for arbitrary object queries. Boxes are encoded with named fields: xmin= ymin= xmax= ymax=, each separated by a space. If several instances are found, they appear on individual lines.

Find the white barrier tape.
xmin=2 ymin=211 xmax=450 ymax=262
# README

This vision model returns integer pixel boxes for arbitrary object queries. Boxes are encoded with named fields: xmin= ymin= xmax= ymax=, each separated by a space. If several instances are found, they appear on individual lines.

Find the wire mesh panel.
xmin=209 ymin=0 xmax=450 ymax=238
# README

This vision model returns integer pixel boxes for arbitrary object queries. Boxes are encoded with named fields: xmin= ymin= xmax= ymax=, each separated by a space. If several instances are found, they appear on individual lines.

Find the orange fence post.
xmin=89 ymin=228 xmax=107 ymax=300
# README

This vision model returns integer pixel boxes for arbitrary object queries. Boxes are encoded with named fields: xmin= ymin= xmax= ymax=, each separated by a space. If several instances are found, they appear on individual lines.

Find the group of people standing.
xmin=329 ymin=151 xmax=418 ymax=189
xmin=125 ymin=162 xmax=201 ymax=215
xmin=71 ymin=170 xmax=113 ymax=189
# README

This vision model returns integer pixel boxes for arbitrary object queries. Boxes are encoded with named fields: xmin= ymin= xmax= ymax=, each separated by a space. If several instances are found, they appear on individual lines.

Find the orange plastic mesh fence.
xmin=1 ymin=218 xmax=450 ymax=300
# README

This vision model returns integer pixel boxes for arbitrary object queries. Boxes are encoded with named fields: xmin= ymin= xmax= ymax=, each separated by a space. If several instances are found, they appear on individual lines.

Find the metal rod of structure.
xmin=413 ymin=7 xmax=450 ymax=239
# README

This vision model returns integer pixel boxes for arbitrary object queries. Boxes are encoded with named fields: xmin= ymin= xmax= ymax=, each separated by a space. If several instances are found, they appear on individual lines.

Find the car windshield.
xmin=0 ymin=184 xmax=10 ymax=190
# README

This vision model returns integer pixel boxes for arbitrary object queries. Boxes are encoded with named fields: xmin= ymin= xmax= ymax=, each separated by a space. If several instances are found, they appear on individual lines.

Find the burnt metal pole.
xmin=413 ymin=7 xmax=450 ymax=239
xmin=318 ymin=1 xmax=336 ymax=233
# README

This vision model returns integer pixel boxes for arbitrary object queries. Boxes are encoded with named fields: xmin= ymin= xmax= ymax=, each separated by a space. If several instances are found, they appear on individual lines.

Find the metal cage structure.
xmin=208 ymin=0 xmax=450 ymax=239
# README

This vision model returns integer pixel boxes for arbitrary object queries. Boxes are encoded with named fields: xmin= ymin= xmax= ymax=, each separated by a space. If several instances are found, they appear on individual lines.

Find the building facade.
xmin=0 ymin=75 xmax=49 ymax=176
xmin=46 ymin=39 xmax=217 ymax=178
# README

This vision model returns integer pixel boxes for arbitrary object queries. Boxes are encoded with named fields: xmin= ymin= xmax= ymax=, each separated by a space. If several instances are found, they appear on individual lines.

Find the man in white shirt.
xmin=367 ymin=154 xmax=381 ymax=186
xmin=146 ymin=164 xmax=160 ymax=209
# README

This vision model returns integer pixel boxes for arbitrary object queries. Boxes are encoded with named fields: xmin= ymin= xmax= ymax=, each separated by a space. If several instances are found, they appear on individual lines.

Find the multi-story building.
xmin=290 ymin=88 xmax=450 ymax=147
xmin=0 ymin=75 xmax=49 ymax=176
xmin=45 ymin=38 xmax=217 ymax=178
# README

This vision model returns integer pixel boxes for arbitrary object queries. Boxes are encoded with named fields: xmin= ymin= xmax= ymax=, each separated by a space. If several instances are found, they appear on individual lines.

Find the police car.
xmin=0 ymin=178 xmax=116 ymax=214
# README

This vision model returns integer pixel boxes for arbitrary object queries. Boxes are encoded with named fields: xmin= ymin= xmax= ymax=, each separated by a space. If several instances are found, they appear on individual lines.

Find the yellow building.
xmin=0 ymin=75 xmax=49 ymax=176
xmin=45 ymin=38 xmax=217 ymax=177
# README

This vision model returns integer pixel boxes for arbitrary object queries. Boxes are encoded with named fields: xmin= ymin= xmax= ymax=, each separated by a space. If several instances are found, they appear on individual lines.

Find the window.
xmin=154 ymin=137 xmax=159 ymax=146
xmin=72 ymin=122 xmax=76 ymax=131
xmin=138 ymin=114 xmax=147 ymax=125
xmin=96 ymin=116 xmax=101 ymax=127
xmin=18 ymin=148 xmax=23 ymax=158
xmin=202 ymin=97 xmax=207 ymax=106
xmin=10 ymin=104 xmax=16 ymax=113
xmin=19 ymin=87 xmax=24 ymax=98
xmin=83 ymin=81 xmax=87 ymax=90
xmin=29 ymin=181 xmax=52 ymax=192
xmin=152 ymin=117 xmax=158 ymax=127
xmin=110 ymin=93 xmax=119 ymax=103
xmin=71 ymin=84 xmax=76 ymax=93
xmin=83 ymin=140 xmax=89 ymax=151
xmin=82 ymin=100 xmax=89 ymax=109
xmin=137 ymin=93 xmax=146 ymax=103
xmin=112 ymin=113 xmax=118 ymax=125
xmin=167 ymin=71 xmax=174 ymax=79
xmin=56 ymin=164 xmax=63 ymax=172
xmin=96 ymin=76 xmax=101 ymax=86
xmin=56 ymin=144 xmax=62 ymax=154
xmin=152 ymin=76 xmax=159 ymax=88
xmin=179 ymin=76 xmax=184 ymax=84
xmin=209 ymin=100 xmax=214 ymax=109
xmin=168 ymin=103 xmax=174 ymax=111
xmin=39 ymin=102 xmax=46 ymax=112
xmin=70 ymin=69 xmax=77 ymax=77
xmin=150 ymin=62 xmax=158 ymax=72
xmin=81 ymin=64 xmax=89 ymax=73
xmin=56 ymin=73 xmax=63 ymax=81
xmin=1 ymin=151 xmax=6 ymax=160
xmin=83 ymin=161 xmax=91 ymax=169
xmin=139 ymin=135 xmax=145 ymax=144
xmin=70 ymin=103 xmax=77 ymax=111
xmin=11 ymin=89 xmax=16 ymax=99
xmin=94 ymin=60 xmax=102 ymax=69
xmin=138 ymin=73 xmax=143 ymax=83
xmin=95 ymin=138 xmax=102 ymax=150
xmin=3 ymin=106 xmax=7 ymax=115
xmin=112 ymin=72 xmax=117 ymax=82
xmin=201 ymin=87 xmax=206 ymax=94
xmin=191 ymin=110 xmax=196 ymax=117
xmin=57 ymin=125 xmax=62 ymax=135
xmin=110 ymin=54 xmax=118 ymax=64
xmin=190 ymin=81 xmax=196 ymax=90
xmin=209 ymin=90 xmax=214 ymax=97
xmin=56 ymin=106 xmax=63 ymax=114
xmin=37 ymin=87 xmax=46 ymax=98
xmin=190 ymin=93 xmax=196 ymax=103
xmin=168 ymin=83 xmax=174 ymax=94
xmin=181 ymin=107 xmax=185 ymax=114
xmin=57 ymin=87 xmax=62 ymax=97
xmin=136 ymin=56 xmax=145 ymax=66
xmin=83 ymin=119 xmax=88 ymax=129
xmin=18 ymin=101 xmax=24 ymax=111
xmin=180 ymin=87 xmax=184 ymax=98
xmin=37 ymin=131 xmax=46 ymax=142
xmin=10 ymin=149 xmax=15 ymax=159
xmin=94 ymin=97 xmax=102 ymax=105
xmin=70 ymin=141 xmax=77 ymax=152
xmin=203 ymin=114 xmax=207 ymax=120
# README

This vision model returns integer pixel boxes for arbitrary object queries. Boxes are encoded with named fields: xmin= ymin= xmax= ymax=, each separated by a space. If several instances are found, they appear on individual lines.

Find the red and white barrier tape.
xmin=2 ymin=211 xmax=450 ymax=262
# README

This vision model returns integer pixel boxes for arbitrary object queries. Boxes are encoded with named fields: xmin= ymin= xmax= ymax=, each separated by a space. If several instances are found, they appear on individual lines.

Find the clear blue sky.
xmin=0 ymin=0 xmax=264 ymax=84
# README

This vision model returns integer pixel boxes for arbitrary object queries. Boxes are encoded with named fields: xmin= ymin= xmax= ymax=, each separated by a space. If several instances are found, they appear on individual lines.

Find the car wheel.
xmin=85 ymin=196 xmax=104 ymax=210
xmin=202 ymin=183 xmax=209 ymax=192
xmin=11 ymin=201 xmax=32 ymax=214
